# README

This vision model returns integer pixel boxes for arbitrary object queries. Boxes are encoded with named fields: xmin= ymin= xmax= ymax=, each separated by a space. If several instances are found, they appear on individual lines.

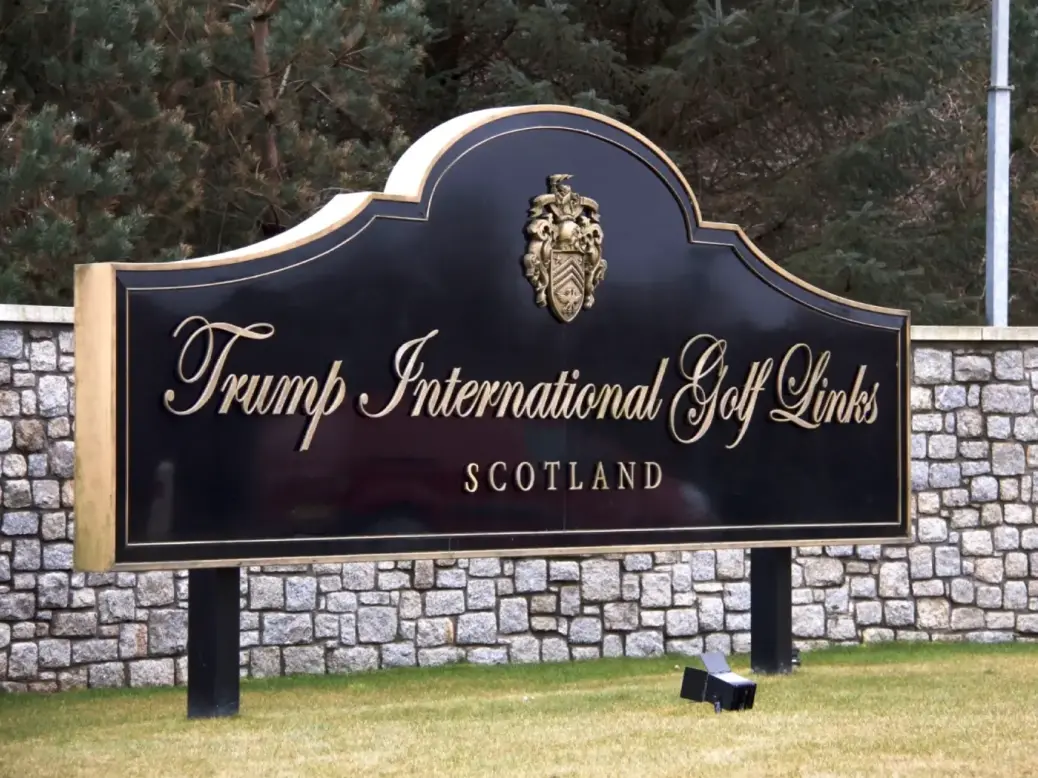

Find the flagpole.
xmin=985 ymin=0 xmax=1012 ymax=326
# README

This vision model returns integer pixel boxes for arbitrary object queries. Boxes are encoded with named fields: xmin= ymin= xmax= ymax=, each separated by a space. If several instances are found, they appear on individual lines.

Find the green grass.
xmin=2 ymin=641 xmax=1037 ymax=778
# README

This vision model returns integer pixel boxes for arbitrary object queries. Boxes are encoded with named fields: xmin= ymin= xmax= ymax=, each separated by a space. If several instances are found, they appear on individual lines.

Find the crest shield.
xmin=522 ymin=174 xmax=606 ymax=323
xmin=548 ymin=250 xmax=586 ymax=323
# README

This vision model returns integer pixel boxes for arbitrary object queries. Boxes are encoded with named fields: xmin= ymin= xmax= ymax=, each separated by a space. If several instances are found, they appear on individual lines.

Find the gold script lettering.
xmin=162 ymin=317 xmax=347 ymax=451
xmin=370 ymin=329 xmax=669 ymax=421
xmin=668 ymin=334 xmax=772 ymax=448
xmin=357 ymin=330 xmax=439 ymax=418
xmin=770 ymin=344 xmax=879 ymax=428
xmin=163 ymin=316 xmax=275 ymax=416
xmin=163 ymin=320 xmax=885 ymax=459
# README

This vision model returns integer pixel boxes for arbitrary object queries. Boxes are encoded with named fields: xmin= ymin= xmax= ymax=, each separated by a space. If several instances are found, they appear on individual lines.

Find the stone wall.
xmin=1 ymin=310 xmax=1037 ymax=692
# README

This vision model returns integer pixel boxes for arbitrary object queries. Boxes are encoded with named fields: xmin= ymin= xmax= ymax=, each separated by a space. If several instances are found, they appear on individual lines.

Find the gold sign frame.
xmin=73 ymin=105 xmax=913 ymax=572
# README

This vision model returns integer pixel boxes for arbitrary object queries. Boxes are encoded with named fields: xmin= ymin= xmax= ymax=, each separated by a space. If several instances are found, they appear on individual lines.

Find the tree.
xmin=0 ymin=0 xmax=429 ymax=304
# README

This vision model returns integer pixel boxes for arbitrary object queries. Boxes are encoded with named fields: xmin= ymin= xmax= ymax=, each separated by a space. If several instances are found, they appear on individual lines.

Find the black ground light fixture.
xmin=679 ymin=652 xmax=757 ymax=713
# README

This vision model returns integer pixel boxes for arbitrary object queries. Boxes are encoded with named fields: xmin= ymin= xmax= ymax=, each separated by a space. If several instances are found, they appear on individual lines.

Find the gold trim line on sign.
xmin=117 ymin=127 xmax=910 ymax=545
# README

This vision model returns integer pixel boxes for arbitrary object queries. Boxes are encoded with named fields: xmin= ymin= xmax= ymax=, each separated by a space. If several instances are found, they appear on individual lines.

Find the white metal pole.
xmin=985 ymin=0 xmax=1012 ymax=326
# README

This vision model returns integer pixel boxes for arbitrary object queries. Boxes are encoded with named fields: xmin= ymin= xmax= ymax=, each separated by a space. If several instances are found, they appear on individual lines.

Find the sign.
xmin=73 ymin=105 xmax=912 ymax=572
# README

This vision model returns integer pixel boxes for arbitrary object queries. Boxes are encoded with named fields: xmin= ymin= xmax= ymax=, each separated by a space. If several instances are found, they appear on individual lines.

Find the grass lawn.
xmin=2 ymin=642 xmax=1037 ymax=778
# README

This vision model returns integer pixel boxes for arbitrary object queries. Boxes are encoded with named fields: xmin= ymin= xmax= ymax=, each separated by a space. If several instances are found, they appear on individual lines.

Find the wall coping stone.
xmin=0 ymin=303 xmax=74 ymax=325
xmin=911 ymin=325 xmax=1038 ymax=342
xmin=1 ymin=303 xmax=1036 ymax=342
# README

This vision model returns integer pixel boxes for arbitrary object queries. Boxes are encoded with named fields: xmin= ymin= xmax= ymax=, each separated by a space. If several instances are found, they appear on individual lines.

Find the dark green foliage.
xmin=0 ymin=0 xmax=429 ymax=303
xmin=2 ymin=0 xmax=1038 ymax=324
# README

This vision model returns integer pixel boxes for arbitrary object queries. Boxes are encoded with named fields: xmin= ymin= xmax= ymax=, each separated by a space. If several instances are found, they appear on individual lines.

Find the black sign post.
xmin=72 ymin=105 xmax=911 ymax=716
xmin=186 ymin=568 xmax=241 ymax=718
xmin=750 ymin=547 xmax=794 ymax=675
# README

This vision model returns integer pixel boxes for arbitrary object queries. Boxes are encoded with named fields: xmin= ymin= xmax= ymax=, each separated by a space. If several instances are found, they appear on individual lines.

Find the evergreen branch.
xmin=449 ymin=21 xmax=519 ymax=81
xmin=225 ymin=127 xmax=246 ymax=161
xmin=163 ymin=18 xmax=184 ymax=45
xmin=308 ymin=83 xmax=335 ymax=106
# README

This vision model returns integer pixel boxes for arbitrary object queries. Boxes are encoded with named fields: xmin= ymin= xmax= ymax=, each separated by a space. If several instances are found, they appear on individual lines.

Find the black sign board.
xmin=73 ymin=106 xmax=911 ymax=572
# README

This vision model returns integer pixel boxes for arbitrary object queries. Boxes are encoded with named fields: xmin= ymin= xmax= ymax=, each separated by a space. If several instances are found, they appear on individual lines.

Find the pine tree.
xmin=181 ymin=0 xmax=429 ymax=251
xmin=0 ymin=0 xmax=206 ymax=303
xmin=0 ymin=0 xmax=429 ymax=304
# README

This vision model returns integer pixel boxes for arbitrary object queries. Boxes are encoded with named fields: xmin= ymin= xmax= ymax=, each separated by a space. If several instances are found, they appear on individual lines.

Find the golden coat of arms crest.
xmin=522 ymin=174 xmax=606 ymax=323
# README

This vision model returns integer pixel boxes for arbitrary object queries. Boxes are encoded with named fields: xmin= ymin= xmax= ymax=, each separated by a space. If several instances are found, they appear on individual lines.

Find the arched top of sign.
xmin=96 ymin=104 xmax=908 ymax=322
